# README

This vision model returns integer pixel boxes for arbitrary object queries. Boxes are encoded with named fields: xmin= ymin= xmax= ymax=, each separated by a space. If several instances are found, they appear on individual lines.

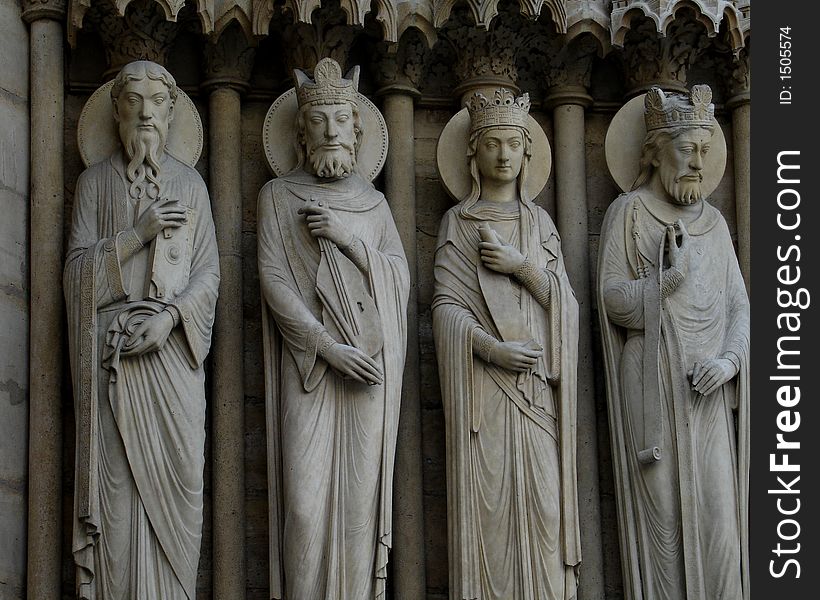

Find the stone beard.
xmin=120 ymin=117 xmax=166 ymax=199
xmin=660 ymin=164 xmax=702 ymax=205
xmin=65 ymin=62 xmax=219 ymax=600
xmin=297 ymin=104 xmax=361 ymax=179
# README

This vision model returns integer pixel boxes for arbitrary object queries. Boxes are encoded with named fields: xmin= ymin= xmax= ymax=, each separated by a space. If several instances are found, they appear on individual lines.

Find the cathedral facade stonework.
xmin=1 ymin=1 xmax=751 ymax=598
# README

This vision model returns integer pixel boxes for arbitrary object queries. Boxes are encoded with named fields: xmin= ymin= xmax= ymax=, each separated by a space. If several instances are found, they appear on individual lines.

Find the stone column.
xmin=22 ymin=1 xmax=66 ymax=597
xmin=727 ymin=48 xmax=751 ymax=292
xmin=203 ymin=31 xmax=255 ymax=600
xmin=545 ymin=41 xmax=606 ymax=597
xmin=375 ymin=48 xmax=427 ymax=597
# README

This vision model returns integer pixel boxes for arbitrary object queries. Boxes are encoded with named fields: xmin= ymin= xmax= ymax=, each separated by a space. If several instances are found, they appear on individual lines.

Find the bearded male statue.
xmin=257 ymin=57 xmax=409 ymax=599
xmin=65 ymin=61 xmax=219 ymax=599
xmin=597 ymin=85 xmax=749 ymax=600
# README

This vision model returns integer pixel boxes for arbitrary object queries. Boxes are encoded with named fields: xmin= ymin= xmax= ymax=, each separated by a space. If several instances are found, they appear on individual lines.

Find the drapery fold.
xmin=433 ymin=200 xmax=580 ymax=599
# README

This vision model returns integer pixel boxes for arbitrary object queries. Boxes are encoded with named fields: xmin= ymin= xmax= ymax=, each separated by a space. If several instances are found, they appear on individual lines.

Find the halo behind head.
xmin=605 ymin=91 xmax=727 ymax=197
xmin=437 ymin=107 xmax=551 ymax=203
xmin=262 ymin=88 xmax=388 ymax=182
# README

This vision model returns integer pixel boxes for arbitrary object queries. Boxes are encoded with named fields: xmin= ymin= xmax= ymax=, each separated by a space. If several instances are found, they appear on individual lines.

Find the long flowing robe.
xmin=432 ymin=200 xmax=581 ymax=600
xmin=258 ymin=170 xmax=409 ymax=600
xmin=597 ymin=191 xmax=750 ymax=600
xmin=65 ymin=152 xmax=219 ymax=600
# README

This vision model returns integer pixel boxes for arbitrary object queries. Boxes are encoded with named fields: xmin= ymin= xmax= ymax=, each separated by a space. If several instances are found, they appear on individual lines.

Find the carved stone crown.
xmin=466 ymin=89 xmax=531 ymax=133
xmin=644 ymin=85 xmax=715 ymax=132
xmin=294 ymin=58 xmax=360 ymax=108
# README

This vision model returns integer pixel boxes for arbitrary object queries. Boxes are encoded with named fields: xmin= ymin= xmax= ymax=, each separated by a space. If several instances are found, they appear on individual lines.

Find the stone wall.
xmin=57 ymin=81 xmax=738 ymax=597
xmin=0 ymin=1 xmax=29 ymax=599
xmin=48 ymin=1 xmax=747 ymax=592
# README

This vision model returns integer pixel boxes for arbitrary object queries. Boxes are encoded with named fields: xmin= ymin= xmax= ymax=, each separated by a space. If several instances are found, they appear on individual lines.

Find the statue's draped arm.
xmin=65 ymin=166 xmax=142 ymax=310
xmin=166 ymin=173 xmax=220 ymax=368
xmin=257 ymin=184 xmax=329 ymax=390
xmin=721 ymin=221 xmax=750 ymax=368
xmin=601 ymin=226 xmax=646 ymax=332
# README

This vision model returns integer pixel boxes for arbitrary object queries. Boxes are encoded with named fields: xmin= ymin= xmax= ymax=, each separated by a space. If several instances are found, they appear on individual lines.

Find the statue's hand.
xmin=323 ymin=342 xmax=384 ymax=386
xmin=478 ymin=227 xmax=526 ymax=274
xmin=689 ymin=358 xmax=737 ymax=396
xmin=491 ymin=340 xmax=542 ymax=373
xmin=121 ymin=310 xmax=175 ymax=356
xmin=666 ymin=219 xmax=691 ymax=277
xmin=134 ymin=198 xmax=187 ymax=245
xmin=298 ymin=202 xmax=355 ymax=247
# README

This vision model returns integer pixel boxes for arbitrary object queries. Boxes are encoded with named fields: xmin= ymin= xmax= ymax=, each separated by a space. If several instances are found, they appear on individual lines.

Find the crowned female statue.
xmin=432 ymin=89 xmax=581 ymax=599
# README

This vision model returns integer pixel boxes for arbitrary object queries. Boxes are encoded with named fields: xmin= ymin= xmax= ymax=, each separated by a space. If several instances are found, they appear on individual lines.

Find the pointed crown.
xmin=644 ymin=85 xmax=715 ymax=132
xmin=294 ymin=58 xmax=360 ymax=108
xmin=466 ymin=89 xmax=531 ymax=133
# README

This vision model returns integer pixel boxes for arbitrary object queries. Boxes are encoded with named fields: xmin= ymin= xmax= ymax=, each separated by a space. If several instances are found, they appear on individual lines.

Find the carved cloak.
xmin=64 ymin=153 xmax=219 ymax=599
xmin=259 ymin=171 xmax=409 ymax=600
xmin=432 ymin=200 xmax=581 ymax=600
xmin=597 ymin=191 xmax=750 ymax=600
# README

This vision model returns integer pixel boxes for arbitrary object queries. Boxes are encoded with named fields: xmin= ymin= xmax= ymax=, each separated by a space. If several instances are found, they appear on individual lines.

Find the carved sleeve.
xmin=258 ymin=186 xmax=336 ymax=386
xmin=471 ymin=327 xmax=500 ymax=364
xmin=65 ymin=168 xmax=131 ymax=309
xmin=339 ymin=236 xmax=369 ymax=272
xmin=116 ymin=228 xmax=144 ymax=264
xmin=513 ymin=257 xmax=552 ymax=308
xmin=720 ymin=225 xmax=750 ymax=369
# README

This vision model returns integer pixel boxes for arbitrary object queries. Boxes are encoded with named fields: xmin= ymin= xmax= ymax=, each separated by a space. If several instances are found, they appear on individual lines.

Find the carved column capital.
xmin=544 ymin=36 xmax=597 ymax=109
xmin=372 ymin=41 xmax=423 ymax=99
xmin=202 ymin=29 xmax=256 ymax=95
xmin=22 ymin=0 xmax=66 ymax=23
xmin=726 ymin=46 xmax=751 ymax=109
xmin=274 ymin=3 xmax=358 ymax=75
xmin=437 ymin=4 xmax=529 ymax=102
xmin=620 ymin=12 xmax=709 ymax=96
xmin=86 ymin=0 xmax=180 ymax=77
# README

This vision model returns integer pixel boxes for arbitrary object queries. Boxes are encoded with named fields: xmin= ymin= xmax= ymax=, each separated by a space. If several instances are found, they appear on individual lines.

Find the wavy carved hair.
xmin=110 ymin=61 xmax=178 ymax=106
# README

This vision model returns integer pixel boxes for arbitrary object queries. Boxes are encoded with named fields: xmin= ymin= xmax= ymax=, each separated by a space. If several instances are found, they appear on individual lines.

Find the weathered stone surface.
xmin=0 ymin=4 xmax=28 ymax=599
xmin=259 ymin=57 xmax=409 ymax=599
xmin=0 ymin=93 xmax=29 ymax=198
xmin=66 ymin=62 xmax=219 ymax=599
xmin=598 ymin=85 xmax=749 ymax=600
xmin=18 ymin=2 xmax=751 ymax=597
xmin=434 ymin=88 xmax=580 ymax=599
xmin=0 ymin=1 xmax=28 ymax=99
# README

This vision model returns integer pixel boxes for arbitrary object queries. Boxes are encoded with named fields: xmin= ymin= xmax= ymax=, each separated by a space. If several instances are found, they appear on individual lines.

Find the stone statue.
xmin=598 ymin=85 xmax=749 ymax=599
xmin=257 ymin=57 xmax=409 ymax=599
xmin=432 ymin=88 xmax=581 ymax=600
xmin=65 ymin=61 xmax=219 ymax=599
